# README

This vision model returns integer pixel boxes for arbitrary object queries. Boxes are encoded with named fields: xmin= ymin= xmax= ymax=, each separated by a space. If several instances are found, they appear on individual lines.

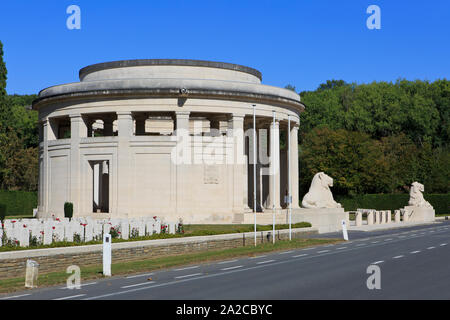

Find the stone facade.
xmin=33 ymin=59 xmax=304 ymax=224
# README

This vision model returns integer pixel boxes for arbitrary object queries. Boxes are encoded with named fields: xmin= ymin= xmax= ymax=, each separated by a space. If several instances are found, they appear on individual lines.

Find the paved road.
xmin=2 ymin=221 xmax=450 ymax=300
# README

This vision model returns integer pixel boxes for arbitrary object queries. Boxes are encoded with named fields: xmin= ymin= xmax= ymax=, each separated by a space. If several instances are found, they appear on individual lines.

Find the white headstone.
xmin=120 ymin=221 xmax=129 ymax=240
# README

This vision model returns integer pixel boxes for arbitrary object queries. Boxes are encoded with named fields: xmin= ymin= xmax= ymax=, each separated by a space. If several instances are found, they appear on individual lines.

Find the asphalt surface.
xmin=1 ymin=221 xmax=450 ymax=300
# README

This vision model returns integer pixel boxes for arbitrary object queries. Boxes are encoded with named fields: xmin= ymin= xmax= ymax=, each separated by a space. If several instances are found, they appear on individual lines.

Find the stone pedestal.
xmin=403 ymin=206 xmax=435 ymax=223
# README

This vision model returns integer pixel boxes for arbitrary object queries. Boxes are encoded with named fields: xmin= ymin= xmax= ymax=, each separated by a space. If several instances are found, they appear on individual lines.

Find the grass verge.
xmin=0 ymin=237 xmax=340 ymax=294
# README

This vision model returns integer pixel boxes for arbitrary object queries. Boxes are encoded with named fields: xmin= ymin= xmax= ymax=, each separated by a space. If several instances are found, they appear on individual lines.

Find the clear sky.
xmin=0 ymin=0 xmax=449 ymax=95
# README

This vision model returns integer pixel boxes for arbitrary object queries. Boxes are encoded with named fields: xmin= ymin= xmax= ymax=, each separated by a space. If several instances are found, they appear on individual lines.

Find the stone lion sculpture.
xmin=408 ymin=182 xmax=432 ymax=208
xmin=301 ymin=172 xmax=342 ymax=209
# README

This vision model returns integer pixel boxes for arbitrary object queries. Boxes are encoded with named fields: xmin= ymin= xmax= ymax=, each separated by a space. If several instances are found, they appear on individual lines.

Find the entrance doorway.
xmin=90 ymin=160 xmax=109 ymax=213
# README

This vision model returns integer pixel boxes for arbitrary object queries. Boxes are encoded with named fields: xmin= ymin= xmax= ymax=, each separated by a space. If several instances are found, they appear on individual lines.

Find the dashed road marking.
xmin=174 ymin=266 xmax=199 ymax=271
xmin=220 ymin=265 xmax=243 ymax=271
xmin=393 ymin=255 xmax=404 ymax=259
xmin=256 ymin=260 xmax=275 ymax=265
xmin=427 ymin=246 xmax=436 ymax=250
xmin=217 ymin=259 xmax=238 ymax=265
xmin=279 ymin=250 xmax=294 ymax=255
xmin=410 ymin=250 xmax=421 ymax=254
xmin=317 ymin=250 xmax=330 ymax=253
xmin=0 ymin=293 xmax=31 ymax=300
xmin=121 ymin=281 xmax=155 ymax=289
xmin=336 ymin=247 xmax=347 ymax=250
xmin=60 ymin=282 xmax=97 ymax=289
xmin=249 ymin=255 xmax=267 ymax=259
xmin=292 ymin=254 xmax=308 ymax=258
xmin=53 ymin=294 xmax=86 ymax=300
xmin=440 ymin=243 xmax=447 ymax=246
xmin=174 ymin=273 xmax=202 ymax=279
xmin=126 ymin=273 xmax=153 ymax=279
xmin=372 ymin=261 xmax=384 ymax=265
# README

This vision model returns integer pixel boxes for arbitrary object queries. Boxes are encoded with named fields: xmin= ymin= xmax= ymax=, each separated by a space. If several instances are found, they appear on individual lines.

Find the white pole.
xmin=103 ymin=233 xmax=112 ymax=276
xmin=272 ymin=110 xmax=276 ymax=244
xmin=288 ymin=115 xmax=292 ymax=241
xmin=253 ymin=104 xmax=257 ymax=247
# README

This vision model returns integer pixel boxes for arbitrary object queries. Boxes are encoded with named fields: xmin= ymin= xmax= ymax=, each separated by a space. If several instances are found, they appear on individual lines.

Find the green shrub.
xmin=335 ymin=194 xmax=450 ymax=215
xmin=64 ymin=202 xmax=73 ymax=219
xmin=0 ymin=191 xmax=37 ymax=216
xmin=0 ymin=204 xmax=6 ymax=221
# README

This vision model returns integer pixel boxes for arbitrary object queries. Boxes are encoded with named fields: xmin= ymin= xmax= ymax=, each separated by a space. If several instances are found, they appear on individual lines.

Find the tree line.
xmin=294 ymin=79 xmax=449 ymax=196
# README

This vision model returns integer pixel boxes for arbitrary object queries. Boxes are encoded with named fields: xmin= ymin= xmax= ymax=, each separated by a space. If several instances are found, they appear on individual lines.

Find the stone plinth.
xmin=403 ymin=206 xmax=435 ymax=223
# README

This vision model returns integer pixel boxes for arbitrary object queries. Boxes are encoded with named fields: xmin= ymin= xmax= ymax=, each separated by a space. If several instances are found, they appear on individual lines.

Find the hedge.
xmin=0 ymin=191 xmax=37 ymax=216
xmin=334 ymin=194 xmax=450 ymax=215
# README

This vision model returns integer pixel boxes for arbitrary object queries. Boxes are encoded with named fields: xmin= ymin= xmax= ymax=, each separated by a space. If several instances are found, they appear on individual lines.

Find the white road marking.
xmin=174 ymin=266 xmax=199 ymax=271
xmin=372 ymin=261 xmax=384 ymax=265
xmin=292 ymin=254 xmax=308 ymax=258
xmin=393 ymin=255 xmax=404 ymax=259
xmin=217 ymin=259 xmax=238 ymax=264
xmin=174 ymin=273 xmax=202 ymax=279
xmin=371 ymin=241 xmax=380 ymax=243
xmin=429 ymin=230 xmax=435 ymax=233
xmin=279 ymin=250 xmax=294 ymax=255
xmin=121 ymin=281 xmax=155 ymax=289
xmin=398 ymin=236 xmax=406 ymax=238
xmin=336 ymin=247 xmax=347 ymax=250
xmin=220 ymin=265 xmax=243 ymax=271
xmin=53 ymin=294 xmax=86 ymax=300
xmin=384 ymin=238 xmax=393 ymax=241
xmin=60 ymin=282 xmax=97 ymax=289
xmin=440 ymin=243 xmax=447 ymax=246
xmin=249 ymin=255 xmax=267 ymax=259
xmin=410 ymin=250 xmax=421 ymax=254
xmin=125 ymin=273 xmax=153 ymax=279
xmin=356 ymin=244 xmax=366 ymax=247
xmin=427 ymin=246 xmax=436 ymax=250
xmin=256 ymin=260 xmax=275 ymax=265
xmin=317 ymin=250 xmax=330 ymax=253
xmin=0 ymin=293 xmax=31 ymax=300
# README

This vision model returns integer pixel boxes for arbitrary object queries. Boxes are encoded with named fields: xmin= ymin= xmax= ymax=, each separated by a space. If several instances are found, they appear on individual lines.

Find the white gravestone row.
xmin=0 ymin=216 xmax=177 ymax=247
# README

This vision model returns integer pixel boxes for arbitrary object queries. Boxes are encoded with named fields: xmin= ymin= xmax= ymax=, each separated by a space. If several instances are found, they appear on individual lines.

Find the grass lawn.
xmin=0 ymin=237 xmax=340 ymax=294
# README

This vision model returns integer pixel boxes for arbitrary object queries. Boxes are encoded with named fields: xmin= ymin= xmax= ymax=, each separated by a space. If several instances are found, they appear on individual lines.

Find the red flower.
xmin=23 ymin=224 xmax=27 ymax=228
xmin=153 ymin=216 xmax=157 ymax=220
xmin=11 ymin=220 xmax=16 ymax=223
xmin=52 ymin=226 xmax=55 ymax=230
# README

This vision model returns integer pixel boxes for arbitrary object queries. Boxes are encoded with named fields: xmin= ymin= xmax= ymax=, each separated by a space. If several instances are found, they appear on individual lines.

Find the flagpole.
xmin=288 ymin=115 xmax=292 ymax=241
xmin=253 ymin=104 xmax=257 ymax=247
xmin=272 ymin=110 xmax=276 ymax=244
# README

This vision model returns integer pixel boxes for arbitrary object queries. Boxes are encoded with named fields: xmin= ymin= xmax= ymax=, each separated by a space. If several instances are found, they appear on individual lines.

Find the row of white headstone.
xmin=0 ymin=216 xmax=179 ymax=247
xmin=355 ymin=209 xmax=407 ymax=226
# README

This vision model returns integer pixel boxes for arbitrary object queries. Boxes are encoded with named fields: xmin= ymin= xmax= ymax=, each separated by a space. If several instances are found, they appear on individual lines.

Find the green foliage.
xmin=0 ymin=203 xmax=6 ymax=221
xmin=300 ymin=79 xmax=448 ymax=147
xmin=0 ymin=191 xmax=37 ymax=216
xmin=335 ymin=194 xmax=450 ymax=215
xmin=64 ymin=202 xmax=73 ymax=219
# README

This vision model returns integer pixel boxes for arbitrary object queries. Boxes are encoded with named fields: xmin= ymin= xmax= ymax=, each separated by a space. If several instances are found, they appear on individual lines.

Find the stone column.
xmin=268 ymin=120 xmax=281 ymax=210
xmin=117 ymin=112 xmax=133 ymax=216
xmin=40 ymin=119 xmax=50 ymax=216
xmin=290 ymin=123 xmax=300 ymax=209
xmin=69 ymin=114 xmax=87 ymax=217
xmin=174 ymin=111 xmax=191 ymax=215
xmin=228 ymin=114 xmax=245 ymax=213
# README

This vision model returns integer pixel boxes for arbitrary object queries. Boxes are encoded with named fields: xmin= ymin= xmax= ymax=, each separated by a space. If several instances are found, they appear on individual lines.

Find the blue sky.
xmin=0 ymin=0 xmax=449 ymax=95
